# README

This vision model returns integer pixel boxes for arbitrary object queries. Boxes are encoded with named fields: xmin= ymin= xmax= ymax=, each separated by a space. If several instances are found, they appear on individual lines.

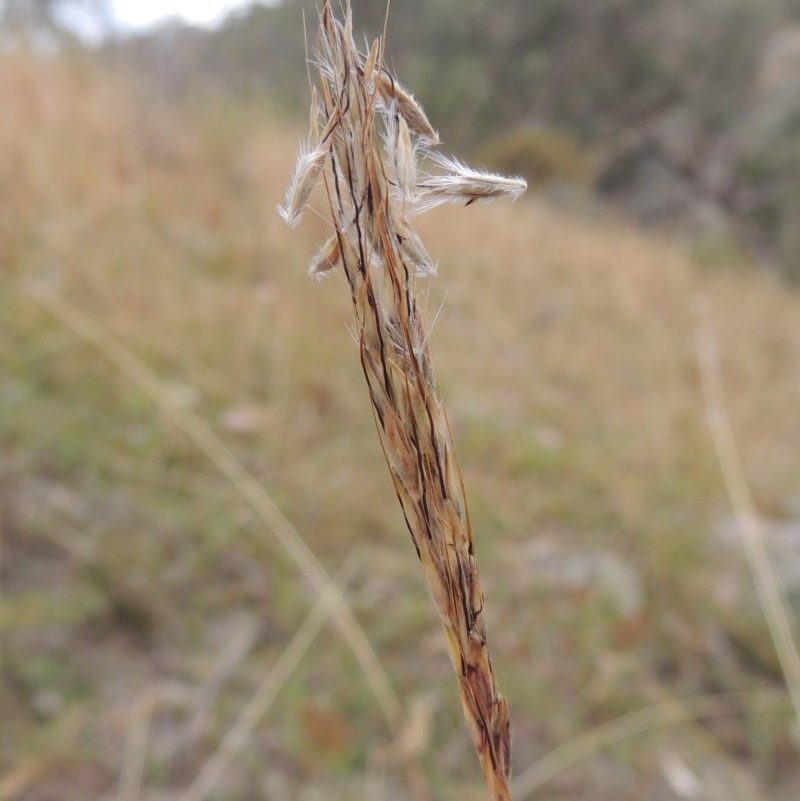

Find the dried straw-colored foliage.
xmin=279 ymin=3 xmax=526 ymax=798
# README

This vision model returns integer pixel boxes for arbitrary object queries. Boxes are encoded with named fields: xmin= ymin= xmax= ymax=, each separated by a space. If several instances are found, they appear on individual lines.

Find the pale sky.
xmin=111 ymin=0 xmax=277 ymax=31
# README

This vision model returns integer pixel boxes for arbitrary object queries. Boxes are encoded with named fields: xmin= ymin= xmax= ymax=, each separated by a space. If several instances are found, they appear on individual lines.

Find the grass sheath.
xmin=280 ymin=3 xmax=526 ymax=798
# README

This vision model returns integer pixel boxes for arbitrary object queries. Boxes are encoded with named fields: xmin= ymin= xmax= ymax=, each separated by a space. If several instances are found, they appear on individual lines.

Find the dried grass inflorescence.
xmin=280 ymin=3 xmax=526 ymax=798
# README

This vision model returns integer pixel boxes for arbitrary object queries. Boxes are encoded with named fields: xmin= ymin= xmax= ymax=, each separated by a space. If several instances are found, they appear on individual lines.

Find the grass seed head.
xmin=279 ymin=5 xmax=524 ymax=797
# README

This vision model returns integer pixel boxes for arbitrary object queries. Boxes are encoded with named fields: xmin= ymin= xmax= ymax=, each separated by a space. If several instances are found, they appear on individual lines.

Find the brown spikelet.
xmin=375 ymin=70 xmax=439 ymax=144
xmin=309 ymin=86 xmax=321 ymax=145
xmin=397 ymin=217 xmax=437 ymax=276
xmin=361 ymin=37 xmax=381 ymax=83
xmin=280 ymin=3 xmax=525 ymax=799
xmin=386 ymin=104 xmax=418 ymax=204
xmin=307 ymin=234 xmax=341 ymax=278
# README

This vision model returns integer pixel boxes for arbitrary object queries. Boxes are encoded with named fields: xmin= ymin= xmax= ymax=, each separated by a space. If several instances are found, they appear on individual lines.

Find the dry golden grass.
xmin=3 ymin=35 xmax=800 ymax=801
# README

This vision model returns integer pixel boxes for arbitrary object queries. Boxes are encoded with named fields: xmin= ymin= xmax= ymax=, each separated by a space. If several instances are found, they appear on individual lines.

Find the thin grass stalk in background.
xmin=280 ymin=3 xmax=526 ymax=798
xmin=178 ymin=549 xmax=367 ymax=801
xmin=22 ymin=281 xmax=416 ymax=785
xmin=511 ymin=688 xmax=787 ymax=799
xmin=692 ymin=296 xmax=800 ymax=729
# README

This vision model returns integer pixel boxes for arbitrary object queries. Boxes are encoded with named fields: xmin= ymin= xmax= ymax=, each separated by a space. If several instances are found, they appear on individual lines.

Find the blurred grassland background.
xmin=2 ymin=1 xmax=800 ymax=799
